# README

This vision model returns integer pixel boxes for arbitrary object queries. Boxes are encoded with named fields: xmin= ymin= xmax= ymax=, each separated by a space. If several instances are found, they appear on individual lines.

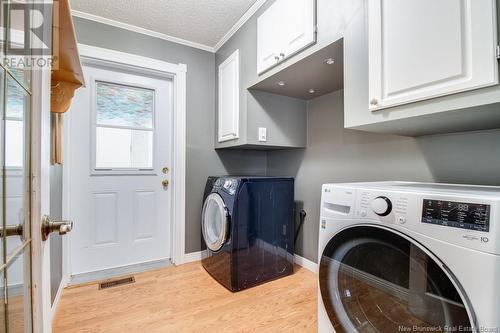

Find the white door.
xmin=68 ymin=63 xmax=173 ymax=276
xmin=368 ymin=0 xmax=498 ymax=111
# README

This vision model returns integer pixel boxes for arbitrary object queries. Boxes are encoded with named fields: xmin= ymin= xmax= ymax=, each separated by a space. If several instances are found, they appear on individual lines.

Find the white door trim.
xmin=62 ymin=45 xmax=188 ymax=275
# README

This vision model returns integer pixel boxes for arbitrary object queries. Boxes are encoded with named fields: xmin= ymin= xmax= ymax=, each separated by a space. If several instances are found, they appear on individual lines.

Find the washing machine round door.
xmin=319 ymin=226 xmax=474 ymax=333
xmin=202 ymin=193 xmax=230 ymax=252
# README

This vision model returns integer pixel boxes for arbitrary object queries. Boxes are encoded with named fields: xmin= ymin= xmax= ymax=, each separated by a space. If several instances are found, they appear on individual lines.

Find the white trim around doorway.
xmin=62 ymin=45 xmax=188 ymax=285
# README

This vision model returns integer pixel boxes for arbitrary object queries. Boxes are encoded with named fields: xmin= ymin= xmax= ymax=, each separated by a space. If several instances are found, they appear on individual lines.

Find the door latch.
xmin=42 ymin=215 xmax=74 ymax=241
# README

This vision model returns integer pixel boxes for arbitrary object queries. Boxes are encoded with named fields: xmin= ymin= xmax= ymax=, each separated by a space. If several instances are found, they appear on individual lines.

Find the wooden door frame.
xmin=61 ymin=45 xmax=188 ymax=285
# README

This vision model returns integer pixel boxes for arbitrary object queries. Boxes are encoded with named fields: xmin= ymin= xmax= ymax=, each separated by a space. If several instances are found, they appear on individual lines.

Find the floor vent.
xmin=99 ymin=276 xmax=135 ymax=290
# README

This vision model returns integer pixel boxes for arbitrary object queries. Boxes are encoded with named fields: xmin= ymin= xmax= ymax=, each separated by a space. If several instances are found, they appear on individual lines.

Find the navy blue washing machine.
xmin=201 ymin=176 xmax=295 ymax=292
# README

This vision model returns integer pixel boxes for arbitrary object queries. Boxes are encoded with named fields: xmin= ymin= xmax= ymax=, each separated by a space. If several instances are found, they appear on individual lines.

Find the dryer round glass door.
xmin=319 ymin=226 xmax=473 ymax=333
xmin=202 ymin=193 xmax=230 ymax=252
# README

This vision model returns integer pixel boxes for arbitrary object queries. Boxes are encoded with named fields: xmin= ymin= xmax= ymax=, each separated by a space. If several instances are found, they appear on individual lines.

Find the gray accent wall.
xmin=72 ymin=17 xmax=267 ymax=253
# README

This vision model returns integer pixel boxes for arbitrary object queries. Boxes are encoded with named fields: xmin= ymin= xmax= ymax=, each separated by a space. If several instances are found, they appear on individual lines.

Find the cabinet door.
xmin=281 ymin=0 xmax=316 ymax=60
xmin=257 ymin=0 xmax=316 ymax=74
xmin=369 ymin=0 xmax=498 ymax=111
xmin=257 ymin=1 xmax=282 ymax=74
xmin=218 ymin=49 xmax=240 ymax=143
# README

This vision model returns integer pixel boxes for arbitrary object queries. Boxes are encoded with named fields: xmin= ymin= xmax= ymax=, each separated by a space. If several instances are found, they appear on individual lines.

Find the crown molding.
xmin=72 ymin=0 xmax=268 ymax=55
xmin=71 ymin=10 xmax=215 ymax=53
xmin=213 ymin=0 xmax=267 ymax=52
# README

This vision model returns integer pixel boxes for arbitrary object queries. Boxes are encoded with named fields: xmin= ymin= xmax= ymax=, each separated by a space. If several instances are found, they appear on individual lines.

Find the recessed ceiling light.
xmin=309 ymin=89 xmax=316 ymax=94
xmin=324 ymin=58 xmax=335 ymax=65
xmin=277 ymin=81 xmax=286 ymax=86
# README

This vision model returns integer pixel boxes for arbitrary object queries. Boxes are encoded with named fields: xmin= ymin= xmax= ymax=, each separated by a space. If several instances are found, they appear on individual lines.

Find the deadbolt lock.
xmin=162 ymin=167 xmax=169 ymax=174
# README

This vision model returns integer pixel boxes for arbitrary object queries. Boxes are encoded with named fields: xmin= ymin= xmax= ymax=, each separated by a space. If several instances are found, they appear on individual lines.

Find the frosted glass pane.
xmin=96 ymin=127 xmax=153 ymax=169
xmin=96 ymin=82 xmax=154 ymax=129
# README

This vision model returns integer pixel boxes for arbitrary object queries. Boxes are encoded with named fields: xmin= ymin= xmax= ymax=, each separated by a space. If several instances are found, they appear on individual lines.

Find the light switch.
xmin=258 ymin=127 xmax=267 ymax=142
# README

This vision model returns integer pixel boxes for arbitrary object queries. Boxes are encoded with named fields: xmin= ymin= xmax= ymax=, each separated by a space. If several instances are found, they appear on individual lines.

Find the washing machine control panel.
xmin=322 ymin=183 xmax=500 ymax=255
xmin=348 ymin=186 xmax=498 ymax=254
xmin=421 ymin=199 xmax=490 ymax=232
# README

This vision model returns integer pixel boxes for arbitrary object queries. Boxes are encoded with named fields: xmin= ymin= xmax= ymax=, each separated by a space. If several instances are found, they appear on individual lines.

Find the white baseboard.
xmin=69 ymin=259 xmax=172 ymax=286
xmin=294 ymin=254 xmax=318 ymax=273
xmin=183 ymin=250 xmax=207 ymax=264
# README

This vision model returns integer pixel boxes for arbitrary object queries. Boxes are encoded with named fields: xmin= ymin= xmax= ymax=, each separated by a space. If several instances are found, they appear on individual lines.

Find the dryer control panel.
xmin=321 ymin=182 xmax=500 ymax=256
xmin=422 ymin=199 xmax=490 ymax=232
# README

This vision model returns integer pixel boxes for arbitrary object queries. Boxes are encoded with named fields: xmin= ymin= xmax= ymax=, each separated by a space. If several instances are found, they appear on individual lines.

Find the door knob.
xmin=162 ymin=180 xmax=170 ymax=188
xmin=0 ymin=225 xmax=23 ymax=238
xmin=41 ymin=215 xmax=74 ymax=241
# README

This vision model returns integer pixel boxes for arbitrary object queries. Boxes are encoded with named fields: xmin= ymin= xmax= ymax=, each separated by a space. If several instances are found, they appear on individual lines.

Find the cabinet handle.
xmin=274 ymin=56 xmax=280 ymax=62
xmin=280 ymin=53 xmax=285 ymax=59
xmin=370 ymin=98 xmax=379 ymax=106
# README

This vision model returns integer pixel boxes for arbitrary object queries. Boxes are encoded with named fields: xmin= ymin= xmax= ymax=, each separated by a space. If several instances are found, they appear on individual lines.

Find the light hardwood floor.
xmin=53 ymin=262 xmax=318 ymax=333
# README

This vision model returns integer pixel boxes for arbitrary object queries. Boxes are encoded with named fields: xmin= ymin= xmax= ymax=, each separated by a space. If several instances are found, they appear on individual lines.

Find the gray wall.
xmin=72 ymin=17 xmax=267 ymax=253
xmin=417 ymin=129 xmax=500 ymax=186
xmin=267 ymin=90 xmax=435 ymax=261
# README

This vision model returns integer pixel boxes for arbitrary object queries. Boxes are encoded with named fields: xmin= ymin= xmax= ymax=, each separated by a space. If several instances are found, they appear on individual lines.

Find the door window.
xmin=202 ymin=193 xmax=229 ymax=252
xmin=319 ymin=226 xmax=472 ymax=333
xmin=94 ymin=81 xmax=155 ymax=171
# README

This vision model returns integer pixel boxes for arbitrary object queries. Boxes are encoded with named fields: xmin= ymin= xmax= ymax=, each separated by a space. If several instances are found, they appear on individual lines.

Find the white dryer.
xmin=318 ymin=182 xmax=500 ymax=333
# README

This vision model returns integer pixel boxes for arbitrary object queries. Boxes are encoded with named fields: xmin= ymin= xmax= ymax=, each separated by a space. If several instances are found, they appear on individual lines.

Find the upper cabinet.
xmin=257 ymin=0 xmax=317 ymax=74
xmin=368 ymin=0 xmax=498 ymax=111
xmin=218 ymin=50 xmax=240 ymax=143
xmin=343 ymin=0 xmax=500 ymax=136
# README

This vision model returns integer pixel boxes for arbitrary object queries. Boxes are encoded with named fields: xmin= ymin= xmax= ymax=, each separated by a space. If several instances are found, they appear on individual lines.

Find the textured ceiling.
xmin=70 ymin=0 xmax=258 ymax=48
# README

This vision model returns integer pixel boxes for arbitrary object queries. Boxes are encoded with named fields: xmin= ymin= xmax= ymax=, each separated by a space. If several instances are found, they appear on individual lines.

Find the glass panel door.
xmin=0 ymin=8 xmax=33 ymax=330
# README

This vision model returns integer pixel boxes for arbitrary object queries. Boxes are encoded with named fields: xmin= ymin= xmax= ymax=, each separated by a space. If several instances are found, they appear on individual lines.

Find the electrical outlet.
xmin=258 ymin=127 xmax=267 ymax=142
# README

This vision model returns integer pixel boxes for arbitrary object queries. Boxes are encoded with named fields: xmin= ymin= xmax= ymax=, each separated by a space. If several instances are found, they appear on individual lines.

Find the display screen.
xmin=422 ymin=199 xmax=490 ymax=232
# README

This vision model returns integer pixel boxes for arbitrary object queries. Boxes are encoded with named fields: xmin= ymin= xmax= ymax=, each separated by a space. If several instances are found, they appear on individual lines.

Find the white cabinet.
xmin=218 ymin=49 xmax=240 ymax=142
xmin=368 ymin=0 xmax=498 ymax=111
xmin=257 ymin=0 xmax=316 ymax=74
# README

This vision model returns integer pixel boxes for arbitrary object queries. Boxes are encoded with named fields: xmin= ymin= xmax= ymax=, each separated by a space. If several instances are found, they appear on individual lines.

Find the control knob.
xmin=371 ymin=196 xmax=392 ymax=216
